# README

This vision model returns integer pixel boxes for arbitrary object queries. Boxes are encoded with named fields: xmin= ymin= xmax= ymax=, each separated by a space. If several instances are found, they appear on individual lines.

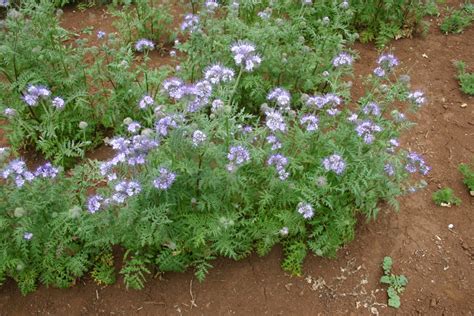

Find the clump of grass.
xmin=459 ymin=163 xmax=474 ymax=195
xmin=455 ymin=61 xmax=474 ymax=95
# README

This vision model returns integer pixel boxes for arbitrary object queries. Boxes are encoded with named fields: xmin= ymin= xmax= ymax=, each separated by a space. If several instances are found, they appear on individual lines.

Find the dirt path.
xmin=0 ymin=4 xmax=473 ymax=316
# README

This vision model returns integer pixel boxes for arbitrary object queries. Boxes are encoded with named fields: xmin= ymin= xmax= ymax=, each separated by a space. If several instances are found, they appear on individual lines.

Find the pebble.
xmin=460 ymin=103 xmax=467 ymax=108
xmin=470 ymin=190 xmax=474 ymax=197
xmin=448 ymin=224 xmax=454 ymax=229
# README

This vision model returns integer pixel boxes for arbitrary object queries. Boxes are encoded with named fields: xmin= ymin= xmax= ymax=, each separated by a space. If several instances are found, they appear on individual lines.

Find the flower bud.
xmin=79 ymin=121 xmax=88 ymax=129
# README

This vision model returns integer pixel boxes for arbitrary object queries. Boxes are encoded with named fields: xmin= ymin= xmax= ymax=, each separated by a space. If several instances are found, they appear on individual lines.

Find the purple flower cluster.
xmin=373 ymin=53 xmax=399 ymax=77
xmin=181 ymin=14 xmax=200 ymax=33
xmin=3 ymin=108 xmax=16 ymax=118
xmin=23 ymin=232 xmax=33 ymax=240
xmin=332 ymin=52 xmax=353 ymax=67
xmin=153 ymin=167 xmax=177 ymax=190
xmin=52 ymin=97 xmax=65 ymax=110
xmin=300 ymin=114 xmax=319 ymax=132
xmin=87 ymin=194 xmax=105 ymax=214
xmin=1 ymin=159 xmax=34 ymax=187
xmin=155 ymin=115 xmax=181 ymax=136
xmin=100 ymin=135 xmax=159 ymax=181
xmin=265 ymin=109 xmax=286 ymax=133
xmin=204 ymin=64 xmax=235 ymax=85
xmin=22 ymin=85 xmax=51 ymax=106
xmin=126 ymin=121 xmax=141 ymax=134
xmin=267 ymin=88 xmax=291 ymax=111
xmin=192 ymin=130 xmax=207 ymax=146
xmin=230 ymin=41 xmax=262 ymax=72
xmin=162 ymin=78 xmax=212 ymax=112
xmin=135 ymin=39 xmax=155 ymax=52
xmin=112 ymin=180 xmax=141 ymax=204
xmin=384 ymin=163 xmax=395 ymax=176
xmin=266 ymin=135 xmax=282 ymax=151
xmin=405 ymin=152 xmax=431 ymax=175
xmin=391 ymin=110 xmax=406 ymax=122
xmin=227 ymin=145 xmax=250 ymax=172
xmin=305 ymin=93 xmax=342 ymax=112
xmin=205 ymin=0 xmax=219 ymax=11
xmin=355 ymin=120 xmax=382 ymax=144
xmin=387 ymin=138 xmax=399 ymax=153
xmin=322 ymin=154 xmax=346 ymax=175
xmin=267 ymin=154 xmax=289 ymax=180
xmin=407 ymin=91 xmax=426 ymax=107
xmin=138 ymin=95 xmax=154 ymax=109
xmin=297 ymin=202 xmax=314 ymax=219
xmin=34 ymin=162 xmax=59 ymax=178
xmin=362 ymin=102 xmax=381 ymax=116
xmin=97 ymin=31 xmax=106 ymax=39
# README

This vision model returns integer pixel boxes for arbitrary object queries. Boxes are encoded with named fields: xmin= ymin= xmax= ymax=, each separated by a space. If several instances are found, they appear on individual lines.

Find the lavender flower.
xmin=52 ymin=97 xmax=65 ymax=109
xmin=204 ymin=64 xmax=235 ymax=85
xmin=332 ymin=52 xmax=353 ymax=67
xmin=205 ymin=0 xmax=219 ymax=11
xmin=355 ymin=120 xmax=382 ymax=144
xmin=127 ymin=121 xmax=141 ymax=134
xmin=211 ymin=99 xmax=224 ymax=112
xmin=391 ymin=110 xmax=406 ymax=122
xmin=3 ymin=108 xmax=16 ymax=118
xmin=181 ymin=14 xmax=200 ymax=33
xmin=405 ymin=152 xmax=431 ymax=175
xmin=135 ymin=39 xmax=155 ymax=52
xmin=184 ymin=80 xmax=213 ymax=112
xmin=22 ymin=84 xmax=51 ymax=106
xmin=300 ymin=114 xmax=319 ymax=132
xmin=97 ymin=31 xmax=106 ymax=39
xmin=34 ymin=162 xmax=59 ymax=178
xmin=112 ymin=180 xmax=141 ymax=204
xmin=106 ymin=134 xmax=159 ymax=167
xmin=327 ymin=108 xmax=340 ymax=116
xmin=408 ymin=91 xmax=426 ymax=107
xmin=384 ymin=163 xmax=395 ymax=176
xmin=23 ymin=232 xmax=33 ymax=240
xmin=322 ymin=154 xmax=346 ymax=175
xmin=267 ymin=88 xmax=291 ymax=111
xmin=266 ymin=134 xmax=282 ymax=151
xmin=267 ymin=153 xmax=289 ymax=180
xmin=377 ymin=53 xmax=399 ymax=69
xmin=230 ymin=41 xmax=262 ymax=72
xmin=258 ymin=9 xmax=271 ymax=20
xmin=153 ymin=167 xmax=177 ymax=190
xmin=192 ymin=130 xmax=207 ymax=146
xmin=265 ymin=109 xmax=286 ymax=133
xmin=87 ymin=195 xmax=104 ymax=214
xmin=305 ymin=93 xmax=341 ymax=109
xmin=387 ymin=138 xmax=399 ymax=153
xmin=138 ymin=95 xmax=154 ymax=109
xmin=297 ymin=202 xmax=314 ymax=219
xmin=347 ymin=112 xmax=358 ymax=122
xmin=373 ymin=67 xmax=386 ymax=77
xmin=156 ymin=115 xmax=179 ymax=136
xmin=162 ymin=77 xmax=185 ymax=99
xmin=1 ymin=159 xmax=35 ymax=187
xmin=227 ymin=145 xmax=250 ymax=172
xmin=362 ymin=102 xmax=381 ymax=116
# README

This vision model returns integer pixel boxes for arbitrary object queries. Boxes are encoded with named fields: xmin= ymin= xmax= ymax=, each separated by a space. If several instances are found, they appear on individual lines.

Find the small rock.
xmin=430 ymin=298 xmax=438 ymax=307
xmin=469 ymin=190 xmax=474 ymax=197
xmin=448 ymin=224 xmax=454 ymax=229
xmin=422 ymin=53 xmax=429 ymax=59
xmin=440 ymin=202 xmax=451 ymax=208
xmin=460 ymin=103 xmax=467 ymax=108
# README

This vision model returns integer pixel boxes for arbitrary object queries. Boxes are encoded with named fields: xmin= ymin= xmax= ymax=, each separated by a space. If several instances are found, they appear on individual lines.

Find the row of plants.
xmin=0 ymin=0 xmax=434 ymax=294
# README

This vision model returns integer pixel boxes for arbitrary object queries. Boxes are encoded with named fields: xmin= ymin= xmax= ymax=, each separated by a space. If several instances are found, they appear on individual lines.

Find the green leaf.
xmin=388 ymin=294 xmax=401 ymax=308
xmin=380 ymin=275 xmax=391 ymax=284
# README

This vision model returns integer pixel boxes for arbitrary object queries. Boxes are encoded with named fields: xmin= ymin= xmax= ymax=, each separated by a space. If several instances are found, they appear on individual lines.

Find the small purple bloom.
xmin=34 ymin=162 xmax=59 ymax=178
xmin=227 ymin=145 xmax=250 ymax=172
xmin=268 ymin=153 xmax=289 ymax=180
xmin=138 ymin=95 xmax=154 ymax=109
xmin=408 ymin=91 xmax=426 ymax=107
xmin=230 ymin=41 xmax=262 ymax=72
xmin=373 ymin=67 xmax=386 ymax=77
xmin=265 ymin=109 xmax=286 ymax=133
xmin=355 ymin=120 xmax=382 ymax=144
xmin=266 ymin=135 xmax=282 ymax=151
xmin=300 ymin=114 xmax=319 ymax=132
xmin=52 ymin=97 xmax=65 ymax=109
xmin=23 ymin=232 xmax=33 ymax=240
xmin=323 ymin=154 xmax=346 ymax=175
xmin=112 ymin=180 xmax=141 ymax=204
xmin=135 ymin=39 xmax=155 ymax=52
xmin=267 ymin=88 xmax=291 ymax=111
xmin=192 ymin=130 xmax=207 ymax=146
xmin=155 ymin=115 xmax=179 ymax=137
xmin=332 ymin=52 xmax=353 ymax=67
xmin=362 ymin=102 xmax=381 ymax=116
xmin=3 ymin=108 xmax=16 ymax=118
xmin=181 ymin=14 xmax=200 ymax=32
xmin=87 ymin=195 xmax=104 ymax=214
xmin=384 ymin=163 xmax=395 ymax=176
xmin=204 ymin=64 xmax=235 ymax=85
xmin=127 ymin=121 xmax=141 ymax=134
xmin=97 ymin=31 xmax=106 ymax=39
xmin=153 ymin=167 xmax=177 ymax=190
xmin=297 ymin=202 xmax=314 ymax=219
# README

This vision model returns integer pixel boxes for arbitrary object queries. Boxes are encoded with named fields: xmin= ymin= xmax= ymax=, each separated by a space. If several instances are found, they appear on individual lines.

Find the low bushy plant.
xmin=432 ymin=187 xmax=462 ymax=206
xmin=455 ymin=61 xmax=474 ymax=95
xmin=459 ymin=162 xmax=474 ymax=193
xmin=440 ymin=2 xmax=474 ymax=34
xmin=380 ymin=256 xmax=408 ymax=308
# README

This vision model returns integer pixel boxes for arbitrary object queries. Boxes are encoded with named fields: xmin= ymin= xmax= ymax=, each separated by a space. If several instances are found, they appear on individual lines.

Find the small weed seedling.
xmin=459 ymin=163 xmax=474 ymax=196
xmin=380 ymin=256 xmax=408 ymax=309
xmin=432 ymin=187 xmax=462 ymax=207
xmin=455 ymin=61 xmax=474 ymax=95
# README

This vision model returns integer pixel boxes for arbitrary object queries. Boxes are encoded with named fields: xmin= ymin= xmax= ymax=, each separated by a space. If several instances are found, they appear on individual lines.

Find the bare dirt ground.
xmin=0 ymin=2 xmax=473 ymax=315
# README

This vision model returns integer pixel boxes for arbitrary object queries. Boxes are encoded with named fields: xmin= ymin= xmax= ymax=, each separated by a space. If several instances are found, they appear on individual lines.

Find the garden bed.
xmin=0 ymin=0 xmax=473 ymax=314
